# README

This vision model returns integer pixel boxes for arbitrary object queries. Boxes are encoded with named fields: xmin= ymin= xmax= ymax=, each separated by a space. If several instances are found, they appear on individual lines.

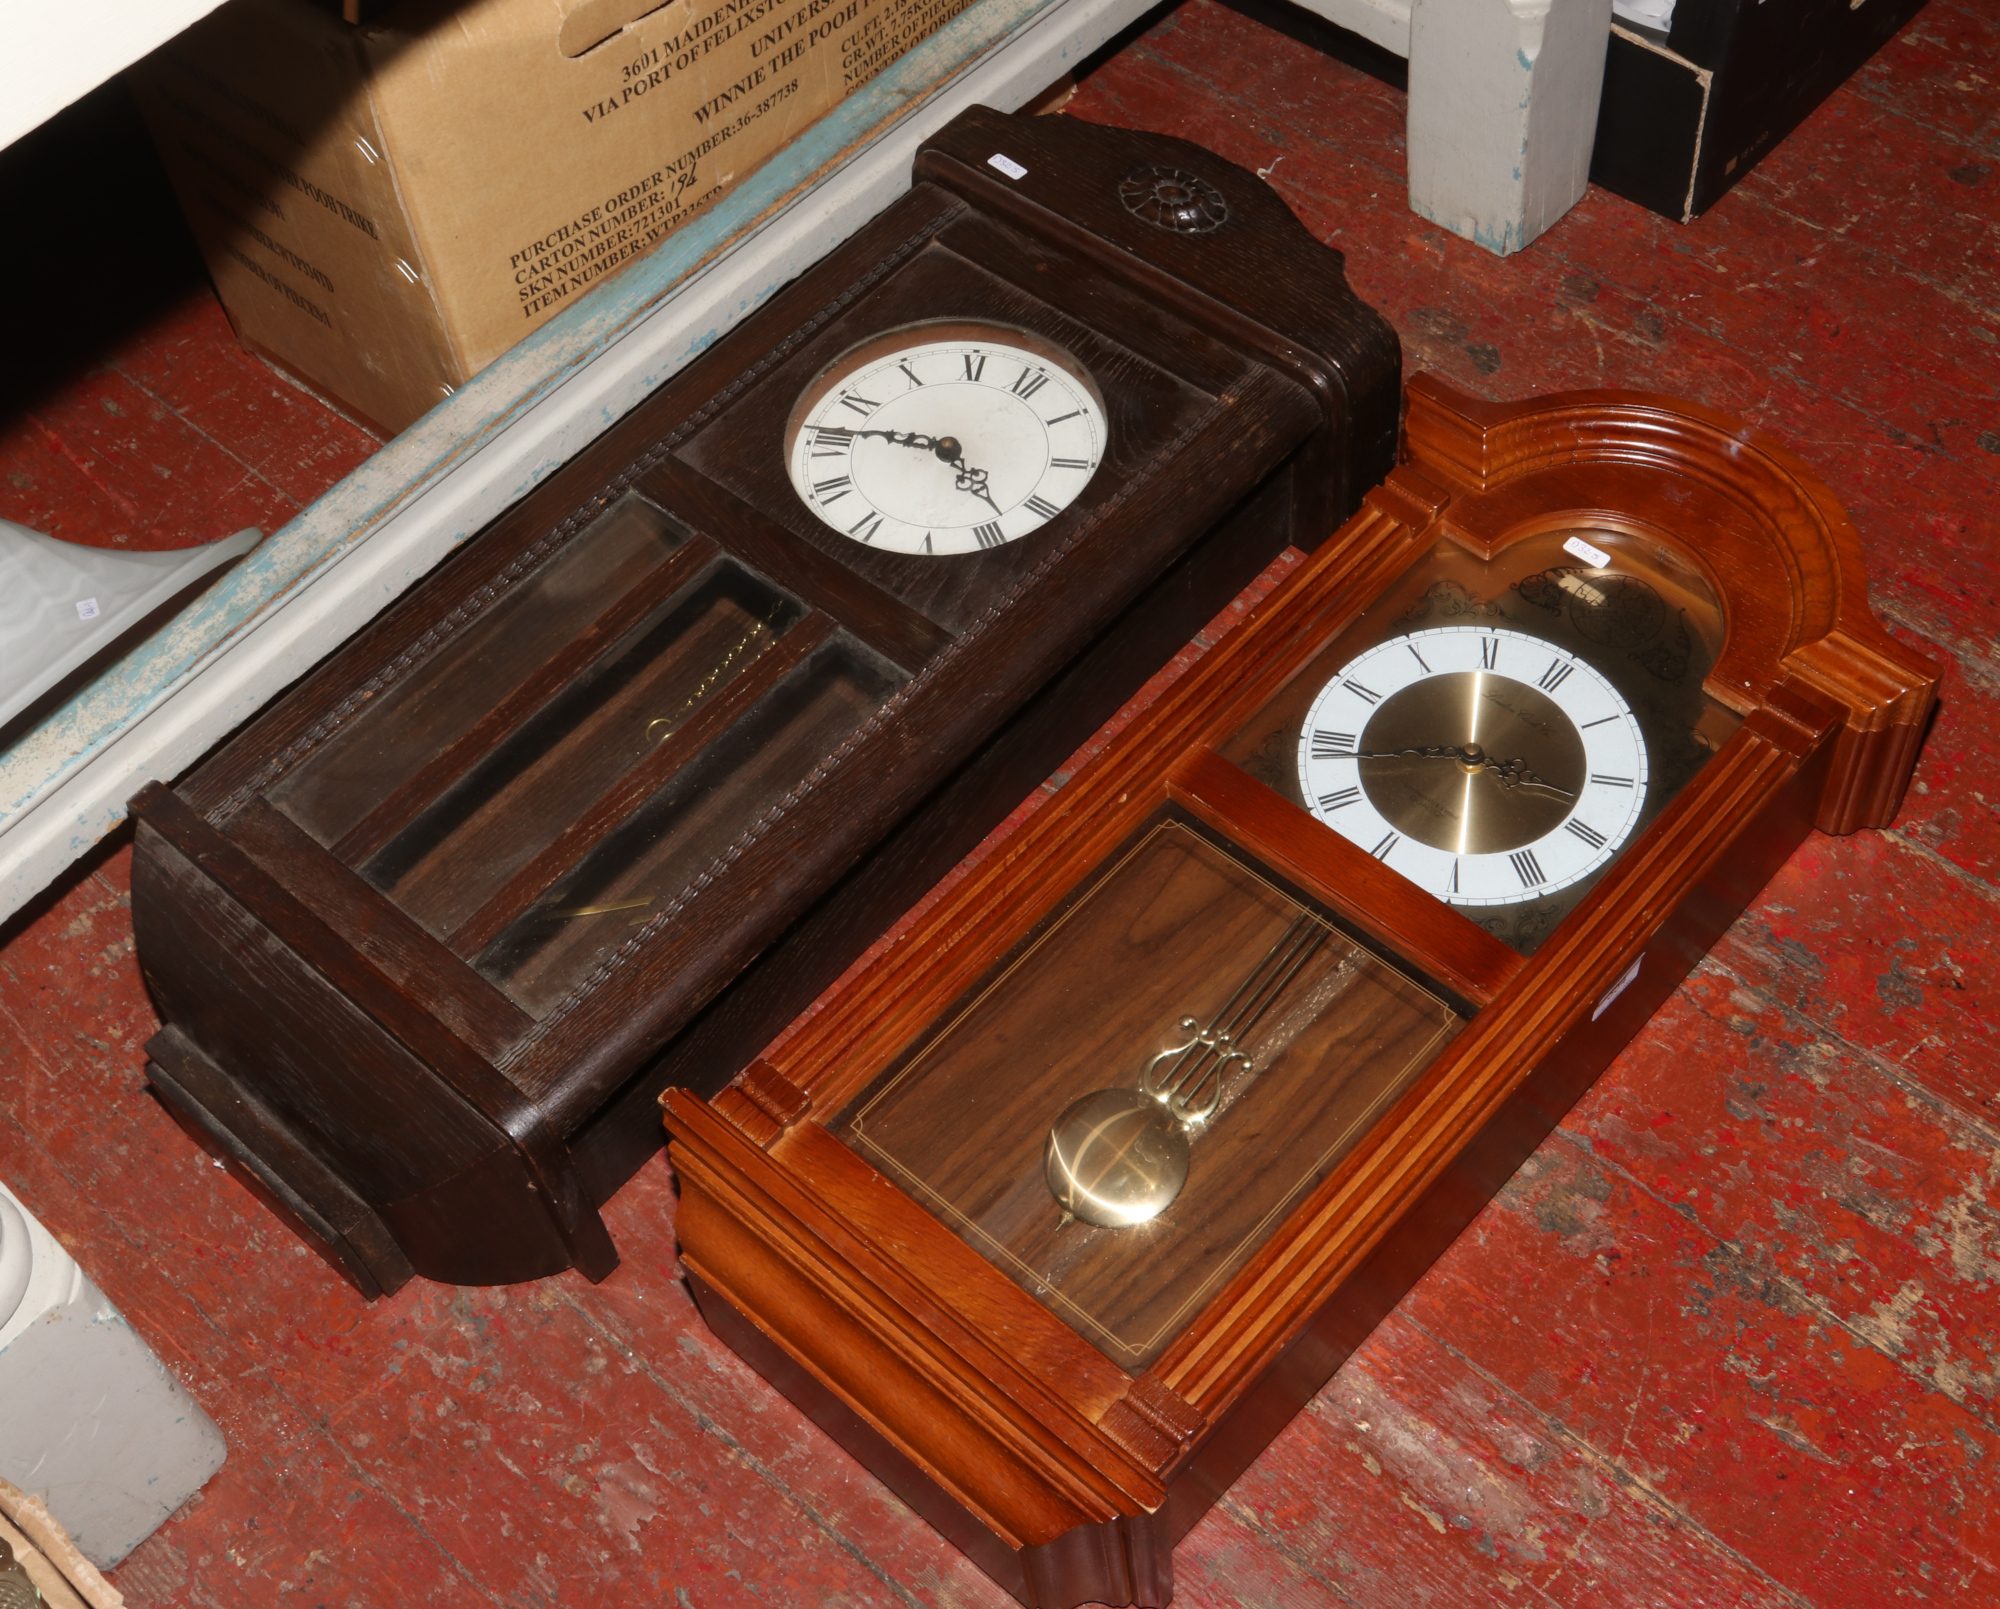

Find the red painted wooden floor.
xmin=2 ymin=3 xmax=1997 ymax=1603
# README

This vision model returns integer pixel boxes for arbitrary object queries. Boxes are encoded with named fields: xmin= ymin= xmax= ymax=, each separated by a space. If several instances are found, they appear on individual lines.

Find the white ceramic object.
xmin=0 ymin=522 xmax=260 ymax=731
xmin=0 ymin=1179 xmax=225 ymax=1569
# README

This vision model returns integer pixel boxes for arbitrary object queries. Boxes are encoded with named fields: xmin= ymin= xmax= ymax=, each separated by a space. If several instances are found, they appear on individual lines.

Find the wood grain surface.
xmin=0 ymin=2 xmax=1993 ymax=1604
xmin=841 ymin=821 xmax=1461 ymax=1367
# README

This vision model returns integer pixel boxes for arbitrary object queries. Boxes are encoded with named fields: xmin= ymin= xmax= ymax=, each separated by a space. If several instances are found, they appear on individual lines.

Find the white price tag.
xmin=1592 ymin=953 xmax=1643 ymax=1021
xmin=1563 ymin=534 xmax=1611 ymax=568
xmin=75 ymin=597 xmax=101 ymax=621
xmin=987 ymin=152 xmax=1027 ymax=181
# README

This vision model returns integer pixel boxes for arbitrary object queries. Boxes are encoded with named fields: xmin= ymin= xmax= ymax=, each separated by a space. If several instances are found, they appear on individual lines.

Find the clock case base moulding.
xmin=662 ymin=376 xmax=1940 ymax=1609
xmin=123 ymin=106 xmax=1401 ymax=1297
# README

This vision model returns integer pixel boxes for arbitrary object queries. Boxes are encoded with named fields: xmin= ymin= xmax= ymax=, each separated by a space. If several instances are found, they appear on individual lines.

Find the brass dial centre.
xmin=1356 ymin=671 xmax=1585 ymax=856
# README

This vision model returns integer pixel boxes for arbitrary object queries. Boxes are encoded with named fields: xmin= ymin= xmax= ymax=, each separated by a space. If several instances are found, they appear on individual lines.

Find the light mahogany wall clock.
xmin=663 ymin=375 xmax=1939 ymax=1609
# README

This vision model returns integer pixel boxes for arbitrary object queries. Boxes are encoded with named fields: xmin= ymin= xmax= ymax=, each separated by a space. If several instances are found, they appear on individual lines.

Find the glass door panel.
xmin=476 ymin=634 xmax=909 ymax=1016
xmin=838 ymin=820 xmax=1463 ymax=1369
xmin=271 ymin=493 xmax=688 ymax=847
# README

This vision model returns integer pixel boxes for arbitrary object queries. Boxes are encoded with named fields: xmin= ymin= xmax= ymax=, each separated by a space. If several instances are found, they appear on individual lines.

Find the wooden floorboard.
xmin=0 ymin=2 xmax=1995 ymax=1603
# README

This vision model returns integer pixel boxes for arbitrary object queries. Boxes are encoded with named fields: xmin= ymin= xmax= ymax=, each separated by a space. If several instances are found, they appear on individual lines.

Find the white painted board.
xmin=1288 ymin=0 xmax=1413 ymax=55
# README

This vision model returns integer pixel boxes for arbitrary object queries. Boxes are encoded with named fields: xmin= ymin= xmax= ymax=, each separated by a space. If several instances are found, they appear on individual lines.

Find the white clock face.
xmin=785 ymin=328 xmax=1105 ymax=557
xmin=1296 ymin=626 xmax=1649 ymax=907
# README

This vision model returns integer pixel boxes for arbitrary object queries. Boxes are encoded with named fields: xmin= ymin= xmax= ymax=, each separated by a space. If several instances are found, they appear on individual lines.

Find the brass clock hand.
xmin=1345 ymin=743 xmax=1577 ymax=801
xmin=1482 ymin=755 xmax=1578 ymax=800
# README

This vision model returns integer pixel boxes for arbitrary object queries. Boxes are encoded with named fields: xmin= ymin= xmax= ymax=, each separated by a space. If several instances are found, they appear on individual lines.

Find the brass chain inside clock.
xmin=544 ymin=605 xmax=789 ymax=923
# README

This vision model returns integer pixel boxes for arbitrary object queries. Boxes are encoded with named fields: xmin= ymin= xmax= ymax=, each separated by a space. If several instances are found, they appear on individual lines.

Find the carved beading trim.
xmin=213 ymin=206 xmax=965 ymax=826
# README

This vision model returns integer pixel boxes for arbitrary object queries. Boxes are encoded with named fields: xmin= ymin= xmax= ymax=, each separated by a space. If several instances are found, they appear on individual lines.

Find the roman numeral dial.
xmin=1295 ymin=624 xmax=1649 ymax=912
xmin=785 ymin=326 xmax=1105 ymax=556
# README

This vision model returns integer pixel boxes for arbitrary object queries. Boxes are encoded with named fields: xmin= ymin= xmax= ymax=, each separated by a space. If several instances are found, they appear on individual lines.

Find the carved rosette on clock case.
xmin=662 ymin=377 xmax=1939 ymax=1609
xmin=124 ymin=107 xmax=1400 ymax=1297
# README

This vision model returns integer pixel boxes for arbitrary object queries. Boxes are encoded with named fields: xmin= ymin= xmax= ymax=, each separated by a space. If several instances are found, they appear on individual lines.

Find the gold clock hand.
xmin=1346 ymin=743 xmax=1578 ymax=801
xmin=1482 ymin=755 xmax=1578 ymax=800
xmin=1347 ymin=745 xmax=1469 ymax=761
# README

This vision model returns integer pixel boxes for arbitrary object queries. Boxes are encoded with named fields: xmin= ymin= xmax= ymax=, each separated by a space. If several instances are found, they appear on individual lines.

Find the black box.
xmin=1590 ymin=0 xmax=1931 ymax=221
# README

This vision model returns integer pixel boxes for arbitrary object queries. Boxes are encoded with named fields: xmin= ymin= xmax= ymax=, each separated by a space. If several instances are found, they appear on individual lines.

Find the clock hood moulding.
xmin=1397 ymin=375 xmax=1934 ymax=835
xmin=124 ymin=106 xmax=1401 ymax=1299
xmin=661 ymin=374 xmax=1938 ymax=1609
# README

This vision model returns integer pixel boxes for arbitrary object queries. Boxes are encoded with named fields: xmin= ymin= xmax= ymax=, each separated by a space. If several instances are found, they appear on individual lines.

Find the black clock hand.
xmin=1347 ymin=745 xmax=1471 ymax=762
xmin=852 ymin=428 xmax=940 ymax=451
xmin=928 ymin=435 xmax=1003 ymax=514
xmin=958 ymin=464 xmax=1002 ymax=516
xmin=852 ymin=429 xmax=1004 ymax=514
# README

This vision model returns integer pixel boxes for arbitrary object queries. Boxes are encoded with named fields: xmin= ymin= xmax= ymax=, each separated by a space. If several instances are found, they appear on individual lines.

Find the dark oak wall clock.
xmin=661 ymin=376 xmax=1940 ymax=1609
xmin=124 ymin=107 xmax=1400 ymax=1297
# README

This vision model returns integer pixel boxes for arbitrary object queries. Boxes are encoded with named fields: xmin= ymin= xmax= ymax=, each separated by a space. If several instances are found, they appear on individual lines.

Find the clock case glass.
xmin=838 ymin=813 xmax=1465 ymax=1370
xmin=782 ymin=321 xmax=1110 ymax=555
xmin=125 ymin=107 xmax=1400 ymax=1296
xmin=1223 ymin=525 xmax=1742 ymax=952
xmin=823 ymin=521 xmax=1737 ymax=1371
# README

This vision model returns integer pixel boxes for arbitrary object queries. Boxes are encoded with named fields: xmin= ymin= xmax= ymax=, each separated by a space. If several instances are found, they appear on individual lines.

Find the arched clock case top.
xmin=122 ymin=105 xmax=1400 ymax=1300
xmin=661 ymin=375 xmax=1939 ymax=1609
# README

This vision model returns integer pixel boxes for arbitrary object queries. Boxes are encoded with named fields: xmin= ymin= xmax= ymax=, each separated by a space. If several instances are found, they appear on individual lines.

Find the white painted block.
xmin=1289 ymin=0 xmax=1413 ymax=56
xmin=0 ymin=1 xmax=230 ymax=154
xmin=0 ymin=1181 xmax=225 ymax=1569
xmin=1406 ymin=0 xmax=1614 ymax=254
xmin=0 ymin=522 xmax=261 ymax=730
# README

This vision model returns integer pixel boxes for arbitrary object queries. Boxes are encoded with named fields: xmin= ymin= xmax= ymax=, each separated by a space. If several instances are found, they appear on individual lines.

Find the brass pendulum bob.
xmin=1044 ymin=914 xmax=1331 ymax=1228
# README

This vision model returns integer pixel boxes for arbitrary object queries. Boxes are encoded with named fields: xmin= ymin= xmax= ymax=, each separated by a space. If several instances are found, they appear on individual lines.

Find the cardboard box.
xmin=1590 ymin=0 xmax=1930 ymax=222
xmin=131 ymin=0 xmax=979 ymax=432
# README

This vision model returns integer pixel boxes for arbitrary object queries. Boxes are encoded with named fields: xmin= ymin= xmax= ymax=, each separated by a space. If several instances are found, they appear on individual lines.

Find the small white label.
xmin=1592 ymin=953 xmax=1643 ymax=1021
xmin=75 ymin=597 xmax=100 ymax=621
xmin=1563 ymin=534 xmax=1611 ymax=569
xmin=987 ymin=152 xmax=1027 ymax=181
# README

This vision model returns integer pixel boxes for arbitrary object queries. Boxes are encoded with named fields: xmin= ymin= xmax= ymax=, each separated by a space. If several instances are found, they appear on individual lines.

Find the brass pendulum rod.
xmin=1046 ymin=911 xmax=1341 ymax=1229
xmin=1140 ymin=914 xmax=1331 ymax=1125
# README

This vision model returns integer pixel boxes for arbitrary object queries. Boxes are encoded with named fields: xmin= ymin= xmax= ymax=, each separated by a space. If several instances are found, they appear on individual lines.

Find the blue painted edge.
xmin=0 ymin=0 xmax=1077 ymax=826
